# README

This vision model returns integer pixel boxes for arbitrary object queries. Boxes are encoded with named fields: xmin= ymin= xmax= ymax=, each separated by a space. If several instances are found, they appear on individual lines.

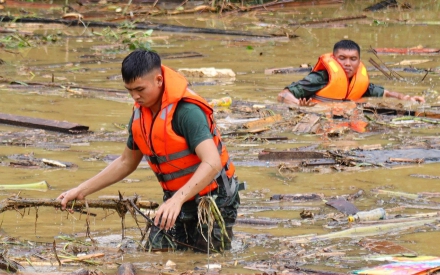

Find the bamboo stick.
xmin=0 ymin=181 xmax=50 ymax=192
xmin=311 ymin=218 xmax=438 ymax=241
xmin=372 ymin=189 xmax=421 ymax=200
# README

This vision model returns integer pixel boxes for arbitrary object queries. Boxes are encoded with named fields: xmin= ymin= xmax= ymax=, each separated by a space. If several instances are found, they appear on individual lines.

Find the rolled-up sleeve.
xmin=364 ymin=83 xmax=385 ymax=97
xmin=285 ymin=70 xmax=329 ymax=99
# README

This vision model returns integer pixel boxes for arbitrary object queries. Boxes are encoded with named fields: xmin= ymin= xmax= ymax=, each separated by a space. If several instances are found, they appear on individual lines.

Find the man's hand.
xmin=384 ymin=90 xmax=425 ymax=103
xmin=154 ymin=196 xmax=184 ymax=231
xmin=298 ymin=98 xmax=317 ymax=107
xmin=57 ymin=188 xmax=84 ymax=211
xmin=403 ymin=95 xmax=425 ymax=103
xmin=278 ymin=89 xmax=316 ymax=106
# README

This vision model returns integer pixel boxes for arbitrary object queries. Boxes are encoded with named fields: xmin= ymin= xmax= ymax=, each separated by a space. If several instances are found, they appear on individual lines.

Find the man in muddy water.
xmin=58 ymin=50 xmax=240 ymax=253
xmin=277 ymin=39 xmax=425 ymax=106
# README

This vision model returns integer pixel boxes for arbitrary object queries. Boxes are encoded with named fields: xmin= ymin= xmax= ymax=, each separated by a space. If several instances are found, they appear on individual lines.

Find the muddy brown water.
xmin=1 ymin=1 xmax=440 ymax=274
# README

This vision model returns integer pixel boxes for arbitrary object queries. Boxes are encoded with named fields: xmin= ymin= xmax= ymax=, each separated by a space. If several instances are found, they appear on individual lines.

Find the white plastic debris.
xmin=178 ymin=67 xmax=236 ymax=78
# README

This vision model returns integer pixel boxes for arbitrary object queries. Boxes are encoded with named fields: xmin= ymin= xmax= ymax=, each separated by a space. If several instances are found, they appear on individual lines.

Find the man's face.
xmin=333 ymin=49 xmax=360 ymax=78
xmin=124 ymin=71 xmax=163 ymax=111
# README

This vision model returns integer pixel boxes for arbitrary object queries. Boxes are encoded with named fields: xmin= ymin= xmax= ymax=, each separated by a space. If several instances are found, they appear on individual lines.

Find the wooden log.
xmin=270 ymin=193 xmax=324 ymax=201
xmin=0 ymin=113 xmax=89 ymax=134
xmin=264 ymin=66 xmax=311 ymax=75
xmin=60 ymin=253 xmax=105 ymax=263
xmin=372 ymin=47 xmax=440 ymax=54
xmin=293 ymin=113 xmax=320 ymax=133
xmin=0 ymin=197 xmax=158 ymax=214
xmin=259 ymin=136 xmax=289 ymax=141
xmin=388 ymin=157 xmax=425 ymax=164
xmin=236 ymin=217 xmax=287 ymax=226
xmin=118 ymin=263 xmax=136 ymax=275
xmin=243 ymin=114 xmax=283 ymax=129
xmin=293 ymin=15 xmax=367 ymax=25
xmin=0 ymin=16 xmax=273 ymax=37
xmin=238 ymin=0 xmax=343 ymax=11
xmin=258 ymin=149 xmax=327 ymax=160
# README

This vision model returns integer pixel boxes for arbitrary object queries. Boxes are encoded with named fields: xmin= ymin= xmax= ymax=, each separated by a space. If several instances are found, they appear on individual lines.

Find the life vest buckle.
xmin=146 ymin=155 xmax=159 ymax=165
xmin=156 ymin=173 xmax=165 ymax=182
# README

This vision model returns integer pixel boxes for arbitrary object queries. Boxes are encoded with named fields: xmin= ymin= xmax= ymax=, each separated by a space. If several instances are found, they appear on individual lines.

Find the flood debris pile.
xmin=0 ymin=195 xmax=161 ymax=274
xmin=210 ymin=99 xmax=440 ymax=172
xmin=232 ymin=186 xmax=440 ymax=274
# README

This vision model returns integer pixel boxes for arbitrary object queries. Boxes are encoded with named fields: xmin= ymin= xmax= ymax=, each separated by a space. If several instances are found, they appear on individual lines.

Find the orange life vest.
xmin=131 ymin=65 xmax=235 ymax=198
xmin=311 ymin=53 xmax=369 ymax=102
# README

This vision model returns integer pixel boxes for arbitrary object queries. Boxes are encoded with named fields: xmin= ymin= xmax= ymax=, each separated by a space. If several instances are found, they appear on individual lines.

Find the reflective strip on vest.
xmin=133 ymin=107 xmax=141 ymax=121
xmin=146 ymin=140 xmax=223 ymax=165
xmin=160 ymin=104 xmax=174 ymax=120
xmin=155 ymin=163 xmax=199 ymax=183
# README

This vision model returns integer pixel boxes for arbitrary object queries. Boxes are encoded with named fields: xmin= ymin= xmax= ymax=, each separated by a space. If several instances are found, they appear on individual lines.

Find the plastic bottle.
xmin=348 ymin=208 xmax=386 ymax=222
xmin=209 ymin=96 xmax=232 ymax=108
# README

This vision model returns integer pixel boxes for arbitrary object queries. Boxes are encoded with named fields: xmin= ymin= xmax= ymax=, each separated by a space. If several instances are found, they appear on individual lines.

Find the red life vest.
xmin=131 ymin=65 xmax=235 ymax=197
xmin=312 ymin=53 xmax=369 ymax=101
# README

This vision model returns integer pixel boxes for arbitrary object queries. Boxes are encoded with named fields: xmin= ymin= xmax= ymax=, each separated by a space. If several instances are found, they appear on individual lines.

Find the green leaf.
xmin=144 ymin=29 xmax=153 ymax=36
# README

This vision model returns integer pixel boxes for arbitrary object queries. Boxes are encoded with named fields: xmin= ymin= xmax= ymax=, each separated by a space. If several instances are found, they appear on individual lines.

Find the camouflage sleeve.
xmin=284 ymin=70 xmax=329 ymax=99
xmin=364 ymin=83 xmax=385 ymax=97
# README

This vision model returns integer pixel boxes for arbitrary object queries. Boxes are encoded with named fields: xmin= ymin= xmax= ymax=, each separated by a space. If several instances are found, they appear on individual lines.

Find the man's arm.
xmin=383 ymin=90 xmax=425 ymax=103
xmin=278 ymin=89 xmax=316 ymax=106
xmin=153 ymin=138 xmax=222 ymax=231
xmin=277 ymin=71 xmax=328 ymax=106
xmin=58 ymin=146 xmax=144 ymax=209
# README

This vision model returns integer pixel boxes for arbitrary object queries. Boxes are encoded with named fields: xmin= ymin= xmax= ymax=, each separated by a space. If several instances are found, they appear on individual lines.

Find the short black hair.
xmin=333 ymin=40 xmax=361 ymax=57
xmin=121 ymin=50 xmax=161 ymax=83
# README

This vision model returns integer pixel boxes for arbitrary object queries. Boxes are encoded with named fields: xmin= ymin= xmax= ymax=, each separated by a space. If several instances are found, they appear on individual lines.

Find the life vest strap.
xmin=155 ymin=163 xmax=200 ymax=182
xmin=312 ymin=95 xmax=350 ymax=102
xmin=147 ymin=139 xmax=222 ymax=165
xmin=216 ymin=167 xmax=236 ymax=198
xmin=146 ymin=148 xmax=192 ymax=165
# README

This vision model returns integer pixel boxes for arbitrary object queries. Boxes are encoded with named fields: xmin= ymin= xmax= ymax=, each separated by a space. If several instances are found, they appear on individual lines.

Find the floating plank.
xmin=0 ymin=113 xmax=89 ymax=134
xmin=264 ymin=67 xmax=311 ymax=75
xmin=300 ymin=158 xmax=337 ymax=166
xmin=293 ymin=113 xmax=320 ymax=133
xmin=258 ymin=149 xmax=327 ymax=160
xmin=373 ymin=47 xmax=440 ymax=54
xmin=270 ymin=193 xmax=324 ymax=201
xmin=245 ymin=0 xmax=343 ymax=11
xmin=160 ymin=51 xmax=203 ymax=59
xmin=243 ymin=114 xmax=283 ymax=129
xmin=259 ymin=136 xmax=289 ymax=141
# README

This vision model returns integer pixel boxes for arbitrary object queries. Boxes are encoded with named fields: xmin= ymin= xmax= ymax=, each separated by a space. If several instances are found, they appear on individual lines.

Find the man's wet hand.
xmin=410 ymin=96 xmax=425 ymax=103
xmin=298 ymin=98 xmax=317 ymax=107
xmin=154 ymin=197 xmax=183 ymax=231
xmin=57 ymin=188 xmax=82 ymax=212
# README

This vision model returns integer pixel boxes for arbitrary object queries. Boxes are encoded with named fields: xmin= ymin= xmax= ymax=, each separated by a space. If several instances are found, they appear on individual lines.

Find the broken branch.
xmin=0 ymin=197 xmax=158 ymax=214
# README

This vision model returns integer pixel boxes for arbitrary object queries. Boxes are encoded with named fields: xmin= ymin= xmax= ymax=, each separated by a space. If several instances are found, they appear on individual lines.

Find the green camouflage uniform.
xmin=285 ymin=70 xmax=385 ymax=99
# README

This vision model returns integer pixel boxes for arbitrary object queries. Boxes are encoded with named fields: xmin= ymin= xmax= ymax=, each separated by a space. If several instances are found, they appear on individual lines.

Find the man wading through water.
xmin=58 ymin=50 xmax=241 ymax=252
xmin=277 ymin=39 xmax=425 ymax=106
